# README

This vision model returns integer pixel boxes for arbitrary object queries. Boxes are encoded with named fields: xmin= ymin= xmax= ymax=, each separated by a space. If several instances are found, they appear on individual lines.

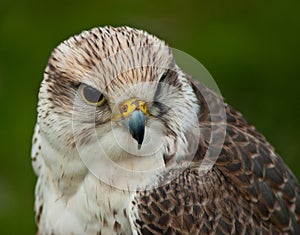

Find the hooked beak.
xmin=128 ymin=110 xmax=146 ymax=149
xmin=115 ymin=99 xmax=148 ymax=150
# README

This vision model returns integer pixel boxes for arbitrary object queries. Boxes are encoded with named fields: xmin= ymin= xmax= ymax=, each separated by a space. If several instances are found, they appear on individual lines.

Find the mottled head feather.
xmin=38 ymin=26 xmax=200 ymax=163
xmin=45 ymin=26 xmax=174 ymax=95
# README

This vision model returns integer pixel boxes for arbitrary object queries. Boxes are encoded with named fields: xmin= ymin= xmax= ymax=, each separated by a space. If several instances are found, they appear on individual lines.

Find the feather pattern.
xmin=32 ymin=26 xmax=300 ymax=235
xmin=130 ymin=80 xmax=300 ymax=235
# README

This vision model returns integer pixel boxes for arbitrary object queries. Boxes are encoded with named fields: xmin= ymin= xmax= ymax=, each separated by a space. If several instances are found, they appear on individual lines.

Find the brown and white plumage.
xmin=32 ymin=26 xmax=300 ymax=235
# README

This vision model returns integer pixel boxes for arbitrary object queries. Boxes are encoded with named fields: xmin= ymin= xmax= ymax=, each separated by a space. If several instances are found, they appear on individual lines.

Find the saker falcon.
xmin=31 ymin=26 xmax=300 ymax=235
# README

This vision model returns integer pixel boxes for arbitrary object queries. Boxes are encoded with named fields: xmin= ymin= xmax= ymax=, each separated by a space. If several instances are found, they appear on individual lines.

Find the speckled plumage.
xmin=32 ymin=26 xmax=300 ymax=235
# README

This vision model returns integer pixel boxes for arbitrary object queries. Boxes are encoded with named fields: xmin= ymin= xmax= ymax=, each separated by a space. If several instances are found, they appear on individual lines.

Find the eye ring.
xmin=81 ymin=85 xmax=105 ymax=106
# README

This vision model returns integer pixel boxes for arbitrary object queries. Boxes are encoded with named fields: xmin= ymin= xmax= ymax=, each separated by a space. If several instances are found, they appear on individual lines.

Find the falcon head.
xmin=38 ymin=26 xmax=200 ymax=183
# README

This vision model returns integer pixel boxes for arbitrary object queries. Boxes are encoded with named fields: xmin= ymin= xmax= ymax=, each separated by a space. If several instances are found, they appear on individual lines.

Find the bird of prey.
xmin=32 ymin=26 xmax=300 ymax=235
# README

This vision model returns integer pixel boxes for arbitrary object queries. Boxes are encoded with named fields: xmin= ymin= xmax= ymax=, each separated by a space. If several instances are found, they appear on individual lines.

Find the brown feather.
xmin=132 ymin=77 xmax=300 ymax=235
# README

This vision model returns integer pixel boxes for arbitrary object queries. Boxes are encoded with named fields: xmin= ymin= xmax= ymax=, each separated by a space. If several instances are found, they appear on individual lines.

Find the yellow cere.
xmin=117 ymin=98 xmax=149 ymax=119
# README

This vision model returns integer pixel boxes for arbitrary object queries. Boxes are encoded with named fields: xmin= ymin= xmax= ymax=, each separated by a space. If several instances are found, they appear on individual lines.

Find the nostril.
xmin=120 ymin=104 xmax=128 ymax=114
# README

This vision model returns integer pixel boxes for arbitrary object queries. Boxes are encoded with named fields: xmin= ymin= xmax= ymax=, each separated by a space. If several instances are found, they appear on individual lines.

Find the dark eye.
xmin=81 ymin=85 xmax=105 ymax=106
xmin=159 ymin=72 xmax=168 ymax=82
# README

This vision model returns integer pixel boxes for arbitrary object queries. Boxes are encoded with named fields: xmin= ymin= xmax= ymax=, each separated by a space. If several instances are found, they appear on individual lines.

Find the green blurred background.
xmin=0 ymin=0 xmax=299 ymax=234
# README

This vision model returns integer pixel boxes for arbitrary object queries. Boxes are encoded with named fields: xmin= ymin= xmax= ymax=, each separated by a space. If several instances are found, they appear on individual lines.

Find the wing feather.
xmin=130 ymin=77 xmax=300 ymax=234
